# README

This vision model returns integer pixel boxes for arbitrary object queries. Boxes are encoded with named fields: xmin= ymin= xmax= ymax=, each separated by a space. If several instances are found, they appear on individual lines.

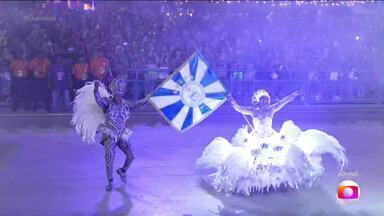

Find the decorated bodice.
xmin=251 ymin=107 xmax=276 ymax=138
xmin=94 ymin=89 xmax=147 ymax=135
xmin=94 ymin=90 xmax=130 ymax=135
xmin=105 ymin=100 xmax=130 ymax=134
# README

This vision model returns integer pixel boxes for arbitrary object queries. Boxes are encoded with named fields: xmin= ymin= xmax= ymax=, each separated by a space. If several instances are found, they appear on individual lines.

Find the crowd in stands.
xmin=0 ymin=1 xmax=383 ymax=112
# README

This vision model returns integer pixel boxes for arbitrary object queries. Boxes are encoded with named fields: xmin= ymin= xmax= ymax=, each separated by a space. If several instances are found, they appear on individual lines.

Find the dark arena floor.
xmin=0 ymin=106 xmax=383 ymax=216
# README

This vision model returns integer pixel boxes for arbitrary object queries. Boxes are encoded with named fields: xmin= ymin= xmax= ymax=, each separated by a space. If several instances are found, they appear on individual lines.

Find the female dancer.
xmin=196 ymin=89 xmax=347 ymax=195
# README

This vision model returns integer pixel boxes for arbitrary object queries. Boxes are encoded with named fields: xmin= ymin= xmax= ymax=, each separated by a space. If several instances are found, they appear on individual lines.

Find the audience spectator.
xmin=29 ymin=52 xmax=50 ymax=111
xmin=0 ymin=54 xmax=11 ymax=103
xmin=72 ymin=56 xmax=89 ymax=90
xmin=50 ymin=55 xmax=71 ymax=112
xmin=10 ymin=53 xmax=30 ymax=111
xmin=90 ymin=50 xmax=111 ymax=82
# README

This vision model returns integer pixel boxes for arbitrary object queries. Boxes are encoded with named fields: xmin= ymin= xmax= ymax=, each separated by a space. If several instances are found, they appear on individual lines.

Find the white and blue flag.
xmin=149 ymin=52 xmax=228 ymax=132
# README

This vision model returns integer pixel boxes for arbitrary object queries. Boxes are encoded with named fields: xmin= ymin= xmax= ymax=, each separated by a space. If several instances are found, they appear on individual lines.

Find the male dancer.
xmin=94 ymin=79 xmax=148 ymax=191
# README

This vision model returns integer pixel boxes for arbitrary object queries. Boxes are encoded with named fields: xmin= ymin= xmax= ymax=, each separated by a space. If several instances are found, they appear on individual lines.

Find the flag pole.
xmin=227 ymin=94 xmax=255 ymax=132
xmin=241 ymin=112 xmax=254 ymax=132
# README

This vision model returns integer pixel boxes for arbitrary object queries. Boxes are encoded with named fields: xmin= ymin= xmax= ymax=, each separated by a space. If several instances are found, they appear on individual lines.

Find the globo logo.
xmin=338 ymin=180 xmax=360 ymax=200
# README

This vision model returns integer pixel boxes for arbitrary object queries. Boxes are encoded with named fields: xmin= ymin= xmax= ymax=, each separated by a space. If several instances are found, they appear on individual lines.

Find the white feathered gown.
xmin=196 ymin=120 xmax=347 ymax=195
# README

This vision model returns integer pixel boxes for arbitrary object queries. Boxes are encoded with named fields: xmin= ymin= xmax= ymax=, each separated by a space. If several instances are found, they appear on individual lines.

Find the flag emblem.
xmin=149 ymin=52 xmax=228 ymax=132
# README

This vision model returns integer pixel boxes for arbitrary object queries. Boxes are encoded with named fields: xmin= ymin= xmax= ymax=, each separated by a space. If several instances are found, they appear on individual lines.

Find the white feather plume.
xmin=71 ymin=82 xmax=111 ymax=144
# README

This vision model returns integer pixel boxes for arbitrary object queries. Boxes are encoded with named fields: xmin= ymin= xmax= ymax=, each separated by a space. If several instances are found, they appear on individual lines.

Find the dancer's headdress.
xmin=252 ymin=89 xmax=270 ymax=103
xmin=109 ymin=78 xmax=126 ymax=95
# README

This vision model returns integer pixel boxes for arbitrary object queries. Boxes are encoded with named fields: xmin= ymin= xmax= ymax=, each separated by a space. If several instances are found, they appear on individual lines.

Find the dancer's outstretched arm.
xmin=228 ymin=94 xmax=253 ymax=115
xmin=93 ymin=81 xmax=110 ymax=108
xmin=272 ymin=90 xmax=301 ymax=112
xmin=129 ymin=97 xmax=149 ymax=110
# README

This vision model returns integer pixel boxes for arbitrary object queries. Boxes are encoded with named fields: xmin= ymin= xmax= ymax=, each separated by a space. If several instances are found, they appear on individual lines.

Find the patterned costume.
xmin=72 ymin=79 xmax=147 ymax=190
